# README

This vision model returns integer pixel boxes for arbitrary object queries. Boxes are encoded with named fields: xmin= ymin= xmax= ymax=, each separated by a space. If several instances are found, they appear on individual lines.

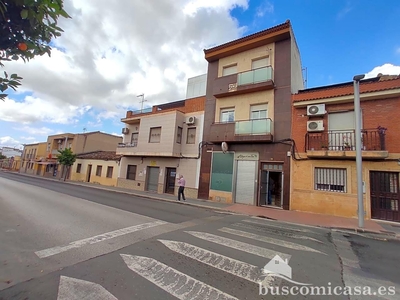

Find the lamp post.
xmin=353 ymin=74 xmax=365 ymax=228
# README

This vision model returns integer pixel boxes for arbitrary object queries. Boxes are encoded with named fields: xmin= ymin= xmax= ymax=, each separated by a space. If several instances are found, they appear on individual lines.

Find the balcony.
xmin=116 ymin=142 xmax=181 ymax=157
xmin=305 ymin=128 xmax=388 ymax=160
xmin=209 ymin=118 xmax=273 ymax=143
xmin=213 ymin=66 xmax=274 ymax=98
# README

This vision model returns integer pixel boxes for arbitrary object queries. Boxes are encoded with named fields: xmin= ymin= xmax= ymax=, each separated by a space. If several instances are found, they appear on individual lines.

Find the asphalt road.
xmin=0 ymin=171 xmax=399 ymax=300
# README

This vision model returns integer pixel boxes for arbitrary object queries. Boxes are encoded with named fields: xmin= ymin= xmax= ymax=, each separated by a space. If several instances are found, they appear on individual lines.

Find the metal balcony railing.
xmin=237 ymin=66 xmax=273 ymax=86
xmin=306 ymin=128 xmax=387 ymax=151
xmin=234 ymin=118 xmax=273 ymax=135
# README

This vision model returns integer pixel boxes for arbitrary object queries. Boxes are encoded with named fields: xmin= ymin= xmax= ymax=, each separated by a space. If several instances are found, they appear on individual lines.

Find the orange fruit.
xmin=18 ymin=43 xmax=27 ymax=51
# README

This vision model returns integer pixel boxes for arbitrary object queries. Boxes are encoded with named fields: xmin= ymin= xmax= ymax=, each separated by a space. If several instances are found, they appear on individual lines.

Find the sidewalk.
xmin=4 ymin=170 xmax=400 ymax=239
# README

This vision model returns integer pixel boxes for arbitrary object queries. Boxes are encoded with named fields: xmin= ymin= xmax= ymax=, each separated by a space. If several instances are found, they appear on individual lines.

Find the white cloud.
xmin=337 ymin=2 xmax=352 ymax=20
xmin=13 ymin=126 xmax=54 ymax=136
xmin=3 ymin=0 xmax=247 ymax=125
xmin=256 ymin=1 xmax=274 ymax=17
xmin=364 ymin=63 xmax=400 ymax=79
xmin=20 ymin=136 xmax=37 ymax=141
xmin=0 ymin=136 xmax=20 ymax=146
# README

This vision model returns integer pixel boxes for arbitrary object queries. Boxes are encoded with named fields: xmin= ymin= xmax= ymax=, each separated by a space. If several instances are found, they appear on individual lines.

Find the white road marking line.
xmin=35 ymin=220 xmax=167 ymax=258
xmin=121 ymin=254 xmax=238 ymax=300
xmin=249 ymin=216 xmax=322 ymax=230
xmin=185 ymin=231 xmax=290 ymax=260
xmin=234 ymin=222 xmax=324 ymax=244
xmin=57 ymin=276 xmax=118 ymax=300
xmin=218 ymin=227 xmax=326 ymax=255
xmin=159 ymin=240 xmax=267 ymax=284
xmin=244 ymin=219 xmax=318 ymax=233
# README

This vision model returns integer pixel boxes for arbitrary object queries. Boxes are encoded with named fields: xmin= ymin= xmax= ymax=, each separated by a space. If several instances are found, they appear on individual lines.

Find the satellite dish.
xmin=221 ymin=142 xmax=228 ymax=153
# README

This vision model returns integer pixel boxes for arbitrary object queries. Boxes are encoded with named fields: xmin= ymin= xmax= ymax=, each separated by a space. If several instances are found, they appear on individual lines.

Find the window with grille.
xmin=176 ymin=127 xmax=182 ymax=144
xmin=96 ymin=165 xmax=102 ymax=176
xmin=314 ymin=167 xmax=347 ymax=193
xmin=127 ymin=165 xmax=137 ymax=180
xmin=106 ymin=166 xmax=113 ymax=178
xmin=76 ymin=163 xmax=82 ymax=173
xmin=186 ymin=128 xmax=196 ymax=144
xmin=149 ymin=127 xmax=161 ymax=143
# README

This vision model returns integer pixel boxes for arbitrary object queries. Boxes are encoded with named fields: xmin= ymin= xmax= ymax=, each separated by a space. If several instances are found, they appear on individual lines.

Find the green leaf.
xmin=10 ymin=74 xmax=18 ymax=79
xmin=20 ymin=9 xmax=29 ymax=19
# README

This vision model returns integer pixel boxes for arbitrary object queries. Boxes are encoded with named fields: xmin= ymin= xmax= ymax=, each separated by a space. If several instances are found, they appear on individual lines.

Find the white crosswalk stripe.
xmin=218 ymin=227 xmax=326 ymax=254
xmin=233 ymin=222 xmax=325 ymax=244
xmin=36 ymin=220 xmax=167 ymax=258
xmin=185 ymin=231 xmax=291 ymax=260
xmin=121 ymin=254 xmax=239 ymax=300
xmin=244 ymin=218 xmax=320 ymax=233
xmin=57 ymin=276 xmax=118 ymax=300
xmin=158 ymin=240 xmax=267 ymax=284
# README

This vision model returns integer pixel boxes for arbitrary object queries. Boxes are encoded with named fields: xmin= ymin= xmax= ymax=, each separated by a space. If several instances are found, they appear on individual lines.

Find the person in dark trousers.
xmin=177 ymin=175 xmax=186 ymax=201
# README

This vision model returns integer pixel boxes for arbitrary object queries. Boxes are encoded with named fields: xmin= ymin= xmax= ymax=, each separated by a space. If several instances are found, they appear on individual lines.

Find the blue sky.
xmin=1 ymin=0 xmax=399 ymax=149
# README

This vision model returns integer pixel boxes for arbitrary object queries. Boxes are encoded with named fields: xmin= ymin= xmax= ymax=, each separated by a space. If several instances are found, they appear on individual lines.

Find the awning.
xmin=36 ymin=162 xmax=55 ymax=165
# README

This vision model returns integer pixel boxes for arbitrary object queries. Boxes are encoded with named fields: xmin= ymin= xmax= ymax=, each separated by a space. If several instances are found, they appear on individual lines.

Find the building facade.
xmin=198 ymin=20 xmax=304 ymax=209
xmin=0 ymin=146 xmax=23 ymax=158
xmin=291 ymin=74 xmax=400 ymax=222
xmin=20 ymin=142 xmax=47 ymax=175
xmin=71 ymin=151 xmax=121 ymax=186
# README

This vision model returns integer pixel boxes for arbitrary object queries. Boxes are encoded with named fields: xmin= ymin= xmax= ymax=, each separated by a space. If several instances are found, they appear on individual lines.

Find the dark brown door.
xmin=165 ymin=168 xmax=176 ymax=194
xmin=370 ymin=171 xmax=399 ymax=222
xmin=87 ymin=165 xmax=92 ymax=182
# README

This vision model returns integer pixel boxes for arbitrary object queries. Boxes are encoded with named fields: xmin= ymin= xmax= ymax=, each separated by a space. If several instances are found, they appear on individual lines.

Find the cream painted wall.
xmin=218 ymin=43 xmax=275 ymax=76
xmin=121 ymin=111 xmax=204 ymax=157
xmin=290 ymin=154 xmax=400 ymax=219
xmin=215 ymin=90 xmax=274 ymax=122
xmin=71 ymin=158 xmax=119 ymax=186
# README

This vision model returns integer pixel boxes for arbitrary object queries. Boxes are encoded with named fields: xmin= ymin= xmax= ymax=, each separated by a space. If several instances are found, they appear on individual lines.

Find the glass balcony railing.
xmin=234 ymin=118 xmax=273 ymax=135
xmin=237 ymin=66 xmax=273 ymax=86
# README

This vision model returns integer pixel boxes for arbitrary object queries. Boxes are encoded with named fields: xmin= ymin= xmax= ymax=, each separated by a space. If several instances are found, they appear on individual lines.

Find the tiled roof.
xmin=204 ymin=20 xmax=291 ymax=54
xmin=293 ymin=75 xmax=400 ymax=102
xmin=76 ymin=151 xmax=121 ymax=161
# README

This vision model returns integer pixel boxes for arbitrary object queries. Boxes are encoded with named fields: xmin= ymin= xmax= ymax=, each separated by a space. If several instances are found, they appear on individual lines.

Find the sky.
xmin=1 ymin=0 xmax=400 ymax=149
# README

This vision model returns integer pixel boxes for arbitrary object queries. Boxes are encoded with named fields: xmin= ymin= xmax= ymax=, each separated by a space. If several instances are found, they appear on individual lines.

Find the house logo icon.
xmin=263 ymin=255 xmax=292 ymax=279
xmin=260 ymin=255 xmax=311 ymax=286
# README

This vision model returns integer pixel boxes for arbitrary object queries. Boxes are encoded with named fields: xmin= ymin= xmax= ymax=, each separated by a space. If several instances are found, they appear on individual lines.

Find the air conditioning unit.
xmin=186 ymin=116 xmax=196 ymax=125
xmin=122 ymin=127 xmax=129 ymax=134
xmin=307 ymin=120 xmax=324 ymax=132
xmin=307 ymin=104 xmax=326 ymax=116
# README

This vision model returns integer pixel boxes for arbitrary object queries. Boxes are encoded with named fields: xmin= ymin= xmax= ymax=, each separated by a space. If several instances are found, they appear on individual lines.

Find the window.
xmin=315 ymin=168 xmax=347 ymax=193
xmin=176 ymin=127 xmax=182 ymax=144
xmin=106 ymin=166 xmax=113 ymax=178
xmin=96 ymin=165 xmax=102 ymax=176
xmin=250 ymin=104 xmax=268 ymax=119
xmin=252 ymin=57 xmax=269 ymax=69
xmin=149 ymin=127 xmax=161 ymax=143
xmin=186 ymin=128 xmax=196 ymax=144
xmin=47 ymin=143 xmax=50 ymax=151
xmin=131 ymin=132 xmax=138 ymax=146
xmin=76 ymin=163 xmax=82 ymax=173
xmin=222 ymin=64 xmax=237 ymax=76
xmin=126 ymin=165 xmax=137 ymax=180
xmin=220 ymin=108 xmax=235 ymax=123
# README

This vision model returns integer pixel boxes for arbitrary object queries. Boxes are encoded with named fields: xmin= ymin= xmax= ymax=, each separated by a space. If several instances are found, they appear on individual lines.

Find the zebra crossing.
xmin=55 ymin=217 xmax=327 ymax=300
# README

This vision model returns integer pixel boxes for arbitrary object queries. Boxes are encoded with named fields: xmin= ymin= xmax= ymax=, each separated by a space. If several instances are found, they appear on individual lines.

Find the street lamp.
xmin=353 ymin=74 xmax=365 ymax=228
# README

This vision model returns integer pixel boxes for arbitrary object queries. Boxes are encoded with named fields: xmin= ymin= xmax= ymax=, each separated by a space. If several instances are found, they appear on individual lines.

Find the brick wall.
xmin=292 ymin=96 xmax=400 ymax=153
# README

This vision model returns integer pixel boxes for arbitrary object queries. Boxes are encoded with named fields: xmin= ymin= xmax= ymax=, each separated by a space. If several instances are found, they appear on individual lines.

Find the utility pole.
xmin=353 ymin=74 xmax=365 ymax=228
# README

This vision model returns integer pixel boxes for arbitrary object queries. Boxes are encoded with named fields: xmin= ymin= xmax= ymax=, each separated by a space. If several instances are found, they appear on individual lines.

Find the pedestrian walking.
xmin=177 ymin=175 xmax=186 ymax=201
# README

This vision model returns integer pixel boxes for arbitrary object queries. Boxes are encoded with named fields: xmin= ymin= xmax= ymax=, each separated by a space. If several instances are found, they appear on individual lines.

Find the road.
xmin=0 ymin=171 xmax=399 ymax=299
